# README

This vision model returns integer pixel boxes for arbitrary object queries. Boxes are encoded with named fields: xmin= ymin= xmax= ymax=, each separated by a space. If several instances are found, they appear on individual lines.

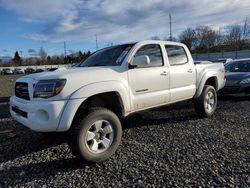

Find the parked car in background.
xmin=217 ymin=58 xmax=233 ymax=65
xmin=219 ymin=59 xmax=250 ymax=96
xmin=13 ymin=68 xmax=25 ymax=74
xmin=35 ymin=69 xmax=44 ymax=73
xmin=25 ymin=68 xmax=35 ymax=74
xmin=46 ymin=68 xmax=58 ymax=71
xmin=2 ymin=68 xmax=13 ymax=75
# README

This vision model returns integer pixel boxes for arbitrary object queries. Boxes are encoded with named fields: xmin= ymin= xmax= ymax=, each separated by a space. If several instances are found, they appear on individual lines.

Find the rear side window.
xmin=135 ymin=44 xmax=163 ymax=67
xmin=165 ymin=45 xmax=188 ymax=65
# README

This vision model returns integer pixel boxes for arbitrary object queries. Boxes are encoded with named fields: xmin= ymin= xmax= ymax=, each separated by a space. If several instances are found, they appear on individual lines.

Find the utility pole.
xmin=64 ymin=41 xmax=67 ymax=57
xmin=169 ymin=13 xmax=172 ymax=41
xmin=95 ymin=34 xmax=99 ymax=51
xmin=63 ymin=41 xmax=67 ymax=64
xmin=243 ymin=17 xmax=248 ymax=39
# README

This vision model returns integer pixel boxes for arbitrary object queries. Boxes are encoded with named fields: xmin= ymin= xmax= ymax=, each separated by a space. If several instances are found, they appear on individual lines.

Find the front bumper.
xmin=9 ymin=96 xmax=67 ymax=132
xmin=218 ymin=85 xmax=250 ymax=97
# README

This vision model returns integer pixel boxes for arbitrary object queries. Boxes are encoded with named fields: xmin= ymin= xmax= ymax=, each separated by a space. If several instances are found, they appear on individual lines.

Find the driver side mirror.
xmin=130 ymin=55 xmax=150 ymax=68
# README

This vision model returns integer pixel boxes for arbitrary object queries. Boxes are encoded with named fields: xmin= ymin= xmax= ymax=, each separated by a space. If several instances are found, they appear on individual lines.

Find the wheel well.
xmin=205 ymin=77 xmax=217 ymax=90
xmin=73 ymin=92 xmax=124 ymax=121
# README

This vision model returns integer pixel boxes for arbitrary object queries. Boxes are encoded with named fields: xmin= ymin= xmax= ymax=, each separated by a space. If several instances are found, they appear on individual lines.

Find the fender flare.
xmin=194 ymin=71 xmax=218 ymax=98
xmin=56 ymin=81 xmax=130 ymax=131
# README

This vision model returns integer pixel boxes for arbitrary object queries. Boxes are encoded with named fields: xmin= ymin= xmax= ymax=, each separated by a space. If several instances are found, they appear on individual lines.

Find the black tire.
xmin=67 ymin=108 xmax=122 ymax=162
xmin=194 ymin=85 xmax=217 ymax=118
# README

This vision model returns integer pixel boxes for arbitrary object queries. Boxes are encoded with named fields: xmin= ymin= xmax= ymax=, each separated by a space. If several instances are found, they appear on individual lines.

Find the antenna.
xmin=169 ymin=13 xmax=172 ymax=41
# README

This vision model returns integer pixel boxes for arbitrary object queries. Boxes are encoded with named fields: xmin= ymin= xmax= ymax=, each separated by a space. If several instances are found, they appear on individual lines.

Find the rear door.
xmin=165 ymin=45 xmax=196 ymax=101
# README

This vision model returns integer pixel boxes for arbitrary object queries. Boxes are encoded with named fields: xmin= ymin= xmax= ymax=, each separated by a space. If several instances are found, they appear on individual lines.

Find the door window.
xmin=135 ymin=44 xmax=163 ymax=67
xmin=165 ymin=45 xmax=188 ymax=65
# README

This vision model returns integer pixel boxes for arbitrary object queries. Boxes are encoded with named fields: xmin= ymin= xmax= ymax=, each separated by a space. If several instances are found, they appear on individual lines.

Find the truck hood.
xmin=18 ymin=66 xmax=127 ymax=100
xmin=23 ymin=66 xmax=119 ymax=80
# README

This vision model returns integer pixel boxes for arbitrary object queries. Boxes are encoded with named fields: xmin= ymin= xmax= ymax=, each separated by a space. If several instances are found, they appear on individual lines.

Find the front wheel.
xmin=67 ymin=108 xmax=122 ymax=162
xmin=194 ymin=85 xmax=217 ymax=117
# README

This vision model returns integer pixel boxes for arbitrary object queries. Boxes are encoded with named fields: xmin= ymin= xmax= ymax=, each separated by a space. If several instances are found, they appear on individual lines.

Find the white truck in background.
xmin=10 ymin=40 xmax=225 ymax=162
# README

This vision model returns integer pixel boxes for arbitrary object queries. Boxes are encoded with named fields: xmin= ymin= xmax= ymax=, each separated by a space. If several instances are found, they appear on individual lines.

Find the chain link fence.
xmin=192 ymin=49 xmax=250 ymax=61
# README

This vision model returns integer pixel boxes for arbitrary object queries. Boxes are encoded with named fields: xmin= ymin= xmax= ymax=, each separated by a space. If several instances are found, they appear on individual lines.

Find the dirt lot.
xmin=0 ymin=75 xmax=249 ymax=187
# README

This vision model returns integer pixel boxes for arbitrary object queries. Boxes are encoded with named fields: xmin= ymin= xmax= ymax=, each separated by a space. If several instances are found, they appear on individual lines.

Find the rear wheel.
xmin=194 ymin=85 xmax=217 ymax=117
xmin=68 ymin=108 xmax=122 ymax=162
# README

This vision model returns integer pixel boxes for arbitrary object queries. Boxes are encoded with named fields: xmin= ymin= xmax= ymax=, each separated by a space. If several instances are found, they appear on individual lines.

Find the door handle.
xmin=160 ymin=71 xmax=168 ymax=76
xmin=187 ymin=69 xmax=193 ymax=73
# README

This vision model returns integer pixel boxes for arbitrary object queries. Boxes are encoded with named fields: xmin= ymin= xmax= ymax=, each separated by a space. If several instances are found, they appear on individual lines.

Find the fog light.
xmin=36 ymin=110 xmax=49 ymax=122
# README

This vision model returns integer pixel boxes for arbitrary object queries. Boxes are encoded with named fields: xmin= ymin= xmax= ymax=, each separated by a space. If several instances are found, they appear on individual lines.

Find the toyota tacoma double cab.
xmin=10 ymin=40 xmax=225 ymax=162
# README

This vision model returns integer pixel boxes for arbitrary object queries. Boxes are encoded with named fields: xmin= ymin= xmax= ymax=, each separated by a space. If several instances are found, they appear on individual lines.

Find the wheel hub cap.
xmin=205 ymin=91 xmax=215 ymax=112
xmin=85 ymin=120 xmax=114 ymax=154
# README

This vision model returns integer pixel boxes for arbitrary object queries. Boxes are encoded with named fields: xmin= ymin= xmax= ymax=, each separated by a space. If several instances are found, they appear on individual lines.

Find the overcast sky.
xmin=1 ymin=0 xmax=250 ymax=57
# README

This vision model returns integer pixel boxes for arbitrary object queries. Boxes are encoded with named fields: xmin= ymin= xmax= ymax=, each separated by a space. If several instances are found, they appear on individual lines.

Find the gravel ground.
xmin=0 ymin=98 xmax=249 ymax=187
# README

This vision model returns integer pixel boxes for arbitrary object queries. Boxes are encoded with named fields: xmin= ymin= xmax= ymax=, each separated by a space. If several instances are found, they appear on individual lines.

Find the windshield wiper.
xmin=79 ymin=64 xmax=106 ymax=67
xmin=90 ymin=64 xmax=106 ymax=67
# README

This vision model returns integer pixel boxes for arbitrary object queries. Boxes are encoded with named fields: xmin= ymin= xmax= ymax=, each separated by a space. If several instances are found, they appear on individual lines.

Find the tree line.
xmin=178 ymin=19 xmax=250 ymax=53
xmin=151 ymin=19 xmax=250 ymax=54
xmin=0 ymin=47 xmax=92 ymax=67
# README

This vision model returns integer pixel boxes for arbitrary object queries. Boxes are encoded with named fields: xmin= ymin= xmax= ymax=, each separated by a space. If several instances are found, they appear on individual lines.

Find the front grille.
xmin=15 ymin=82 xmax=30 ymax=100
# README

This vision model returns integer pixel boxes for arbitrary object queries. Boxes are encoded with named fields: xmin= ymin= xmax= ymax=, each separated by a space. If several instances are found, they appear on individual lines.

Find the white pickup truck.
xmin=10 ymin=40 xmax=225 ymax=162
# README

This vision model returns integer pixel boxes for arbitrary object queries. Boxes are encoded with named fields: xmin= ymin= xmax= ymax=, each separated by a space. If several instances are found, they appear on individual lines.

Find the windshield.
xmin=225 ymin=60 xmax=250 ymax=72
xmin=79 ymin=44 xmax=135 ymax=67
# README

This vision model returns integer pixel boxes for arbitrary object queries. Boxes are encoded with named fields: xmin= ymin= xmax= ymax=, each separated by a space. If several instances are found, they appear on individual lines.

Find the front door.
xmin=128 ymin=44 xmax=170 ymax=111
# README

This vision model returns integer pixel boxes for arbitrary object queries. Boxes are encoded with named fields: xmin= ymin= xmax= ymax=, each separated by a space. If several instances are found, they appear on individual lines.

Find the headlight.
xmin=240 ymin=78 xmax=250 ymax=84
xmin=34 ymin=79 xmax=66 ymax=98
